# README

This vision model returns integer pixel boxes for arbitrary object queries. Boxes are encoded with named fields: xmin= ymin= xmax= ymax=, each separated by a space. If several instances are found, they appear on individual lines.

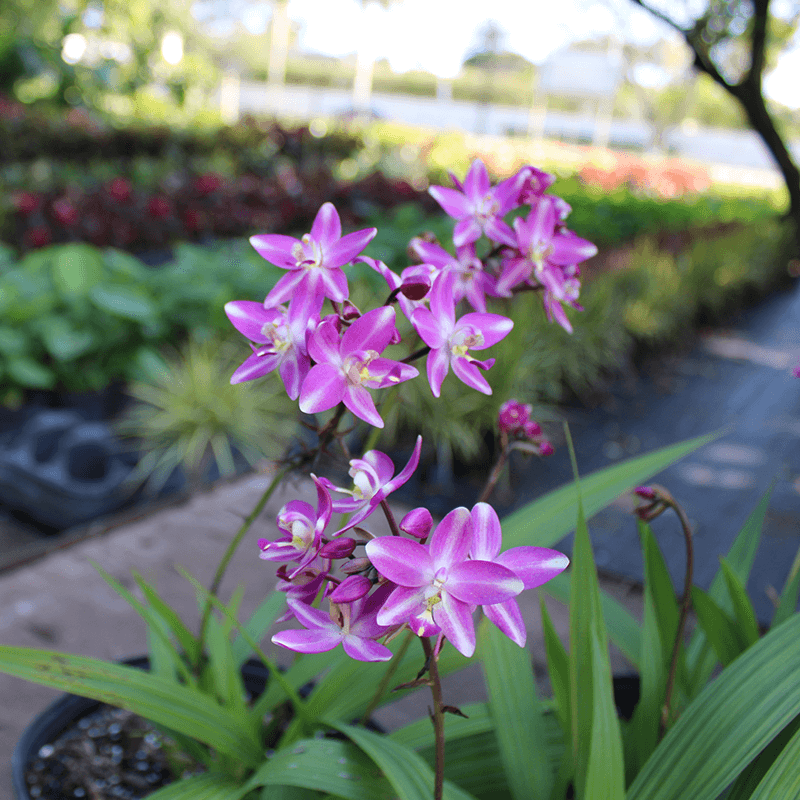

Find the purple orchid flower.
xmin=258 ymin=477 xmax=332 ymax=577
xmin=469 ymin=503 xmax=569 ymax=646
xmin=411 ymin=272 xmax=513 ymax=397
xmin=299 ymin=306 xmax=418 ymax=428
xmin=495 ymin=195 xmax=597 ymax=300
xmin=272 ymin=585 xmax=395 ymax=662
xmin=318 ymin=436 xmax=423 ymax=535
xmin=251 ymin=202 xmax=376 ymax=324
xmin=224 ymin=301 xmax=310 ymax=399
xmin=366 ymin=507 xmax=523 ymax=657
xmin=409 ymin=238 xmax=492 ymax=312
xmin=428 ymin=160 xmax=526 ymax=248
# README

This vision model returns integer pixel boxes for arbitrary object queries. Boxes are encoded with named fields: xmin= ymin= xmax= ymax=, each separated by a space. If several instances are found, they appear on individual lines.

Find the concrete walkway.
xmin=0 ymin=467 xmax=643 ymax=798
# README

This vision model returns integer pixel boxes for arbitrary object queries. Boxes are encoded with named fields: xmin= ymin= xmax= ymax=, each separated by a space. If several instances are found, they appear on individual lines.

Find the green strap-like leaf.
xmin=144 ymin=772 xmax=244 ymax=800
xmin=243 ymin=736 xmax=394 ymax=799
xmin=0 ymin=647 xmax=264 ymax=767
xmin=690 ymin=587 xmax=746 ymax=667
xmin=501 ymin=431 xmax=718 ymax=549
xmin=748 ymin=722 xmax=800 ymax=800
xmin=585 ymin=628 xmax=626 ymax=800
xmin=330 ymin=722 xmax=478 ymax=800
xmin=637 ymin=520 xmax=679 ymax=659
xmin=719 ymin=557 xmax=760 ymax=647
xmin=232 ymin=591 xmax=286 ymax=668
xmin=480 ymin=619 xmax=553 ymax=800
xmin=772 ymin=544 xmax=800 ymax=628
xmin=686 ymin=484 xmax=771 ymax=690
xmin=626 ymin=615 xmax=800 ymax=800
xmin=540 ymin=595 xmax=572 ymax=736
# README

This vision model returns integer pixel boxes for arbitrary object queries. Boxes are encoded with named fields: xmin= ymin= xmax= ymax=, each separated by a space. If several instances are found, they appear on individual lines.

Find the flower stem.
xmin=421 ymin=637 xmax=445 ymax=800
xmin=381 ymin=498 xmax=402 ymax=537
xmin=360 ymin=629 xmax=415 ymax=725
xmin=661 ymin=496 xmax=694 ymax=737
xmin=477 ymin=432 xmax=510 ymax=503
xmin=196 ymin=462 xmax=292 ymax=671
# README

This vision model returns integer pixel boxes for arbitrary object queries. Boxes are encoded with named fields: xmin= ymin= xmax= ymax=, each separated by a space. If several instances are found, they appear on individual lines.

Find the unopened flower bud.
xmin=319 ymin=538 xmax=357 ymax=560
xmin=339 ymin=300 xmax=361 ymax=322
xmin=341 ymin=557 xmax=371 ymax=575
xmin=400 ymin=278 xmax=430 ymax=301
xmin=539 ymin=440 xmax=554 ymax=456
xmin=523 ymin=420 xmax=542 ymax=438
xmin=399 ymin=507 xmax=433 ymax=539
xmin=498 ymin=400 xmax=532 ymax=433
xmin=330 ymin=574 xmax=371 ymax=603
xmin=634 ymin=486 xmax=656 ymax=499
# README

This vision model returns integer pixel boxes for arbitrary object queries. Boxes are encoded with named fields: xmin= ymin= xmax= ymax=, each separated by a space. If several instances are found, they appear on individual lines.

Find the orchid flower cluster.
xmin=225 ymin=159 xmax=597 ymax=663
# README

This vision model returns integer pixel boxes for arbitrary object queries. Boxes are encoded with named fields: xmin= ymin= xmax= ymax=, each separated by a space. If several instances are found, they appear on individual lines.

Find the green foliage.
xmin=115 ymin=334 xmax=294 ymax=490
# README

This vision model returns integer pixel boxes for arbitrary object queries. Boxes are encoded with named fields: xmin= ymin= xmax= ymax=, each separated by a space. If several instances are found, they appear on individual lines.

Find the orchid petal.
xmin=551 ymin=231 xmax=598 ymax=265
xmin=342 ymin=306 xmax=396 ymax=355
xmin=272 ymin=628 xmax=341 ymax=654
xmin=429 ymin=507 xmax=472 ymax=568
xmin=366 ymin=537 xmax=432 ymax=586
xmin=225 ymin=301 xmax=278 ymax=341
xmin=496 ymin=547 xmax=570 ymax=589
xmin=470 ymin=502 xmax=502 ymax=560
xmin=463 ymin=159 xmax=490 ymax=199
xmin=383 ymin=436 xmax=422 ymax=495
xmin=327 ymin=227 xmax=378 ymax=267
xmin=428 ymin=185 xmax=471 ymax=219
xmin=343 ymin=384 xmax=384 ymax=428
xmin=342 ymin=635 xmax=393 ymax=662
xmin=485 ymin=599 xmax=527 ymax=647
xmin=411 ymin=307 xmax=446 ymax=350
xmin=319 ymin=267 xmax=349 ymax=303
xmin=307 ymin=318 xmax=342 ymax=365
xmin=230 ymin=351 xmax=281 ymax=384
xmin=299 ymin=363 xmax=346 ymax=414
xmin=457 ymin=313 xmax=514 ymax=348
xmin=433 ymin=592 xmax=476 ymax=657
xmin=453 ymin=217 xmax=482 ymax=247
xmin=249 ymin=233 xmax=301 ymax=269
xmin=451 ymin=357 xmax=493 ymax=394
xmin=426 ymin=346 xmax=451 ymax=398
xmin=447 ymin=560 xmax=523 ymax=604
xmin=264 ymin=270 xmax=310 ymax=308
xmin=483 ymin=217 xmax=517 ymax=248
xmin=310 ymin=202 xmax=342 ymax=247
xmin=376 ymin=585 xmax=427 ymax=626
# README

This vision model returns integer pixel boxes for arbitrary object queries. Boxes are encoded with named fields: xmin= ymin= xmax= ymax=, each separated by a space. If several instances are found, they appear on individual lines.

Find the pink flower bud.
xmin=330 ymin=574 xmax=371 ymax=603
xmin=319 ymin=538 xmax=357 ymax=559
xmin=539 ymin=440 xmax=554 ymax=456
xmin=399 ymin=507 xmax=433 ymax=539
xmin=339 ymin=301 xmax=361 ymax=322
xmin=523 ymin=420 xmax=542 ymax=438
xmin=341 ymin=556 xmax=371 ymax=575
xmin=634 ymin=486 xmax=656 ymax=499
xmin=498 ymin=400 xmax=532 ymax=433
xmin=400 ymin=278 xmax=430 ymax=301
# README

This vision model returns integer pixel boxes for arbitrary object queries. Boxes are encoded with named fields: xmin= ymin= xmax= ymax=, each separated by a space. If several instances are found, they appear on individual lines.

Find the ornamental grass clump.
xmin=3 ymin=157 xmax=800 ymax=800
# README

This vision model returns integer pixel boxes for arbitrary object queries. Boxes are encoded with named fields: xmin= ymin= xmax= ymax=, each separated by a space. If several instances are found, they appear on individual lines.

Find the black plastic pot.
xmin=11 ymin=656 xmax=270 ymax=800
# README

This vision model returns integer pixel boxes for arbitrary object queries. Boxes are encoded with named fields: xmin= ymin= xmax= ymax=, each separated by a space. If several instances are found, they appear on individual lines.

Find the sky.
xmin=236 ymin=0 xmax=800 ymax=109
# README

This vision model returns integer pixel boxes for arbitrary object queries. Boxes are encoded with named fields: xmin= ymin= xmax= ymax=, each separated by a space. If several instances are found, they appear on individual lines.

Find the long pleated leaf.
xmin=719 ymin=557 xmax=760 ymax=647
xmin=585 ymin=628 xmax=625 ymax=800
xmin=243 ymin=737 xmax=394 ymax=799
xmin=686 ymin=484 xmax=771 ymax=691
xmin=690 ymin=587 xmax=745 ymax=667
xmin=145 ymin=772 xmax=244 ymax=800
xmin=626 ymin=614 xmax=800 ymax=800
xmin=544 ymin=571 xmax=641 ymax=669
xmin=232 ymin=590 xmax=286 ymax=668
xmin=501 ymin=431 xmax=718 ymax=549
xmin=540 ymin=596 xmax=572 ymax=735
xmin=0 ymin=647 xmax=263 ymax=767
xmin=772 ymin=544 xmax=800 ymax=628
xmin=745 ymin=720 xmax=800 ymax=800
xmin=480 ymin=619 xmax=553 ymax=800
xmin=331 ymin=722 xmax=478 ymax=800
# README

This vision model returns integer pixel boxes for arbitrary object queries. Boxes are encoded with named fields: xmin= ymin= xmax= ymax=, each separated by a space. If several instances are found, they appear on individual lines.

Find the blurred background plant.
xmin=115 ymin=334 xmax=295 ymax=492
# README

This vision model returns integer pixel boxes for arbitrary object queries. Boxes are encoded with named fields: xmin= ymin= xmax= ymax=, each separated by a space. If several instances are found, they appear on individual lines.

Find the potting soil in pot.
xmin=24 ymin=705 xmax=202 ymax=800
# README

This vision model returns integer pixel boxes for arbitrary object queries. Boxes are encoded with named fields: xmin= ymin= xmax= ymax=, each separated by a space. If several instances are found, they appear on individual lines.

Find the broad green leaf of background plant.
xmin=232 ymin=590 xmax=286 ymax=668
xmin=747 ymin=723 xmax=800 ymax=800
xmin=0 ymin=647 xmax=264 ymax=767
xmin=690 ymin=586 xmax=747 ymax=667
xmin=719 ymin=556 xmax=760 ymax=647
xmin=772 ymin=543 xmax=800 ymax=628
xmin=479 ymin=619 xmax=553 ymax=800
xmin=626 ymin=614 xmax=800 ymax=800
xmin=540 ymin=596 xmax=572 ymax=736
xmin=501 ymin=431 xmax=718 ymax=550
xmin=52 ymin=244 xmax=104 ymax=297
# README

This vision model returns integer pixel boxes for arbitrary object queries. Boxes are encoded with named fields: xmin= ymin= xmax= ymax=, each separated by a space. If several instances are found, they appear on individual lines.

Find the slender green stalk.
xmin=360 ymin=630 xmax=415 ymax=725
xmin=196 ymin=463 xmax=292 ymax=670
xmin=421 ymin=637 xmax=445 ymax=800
